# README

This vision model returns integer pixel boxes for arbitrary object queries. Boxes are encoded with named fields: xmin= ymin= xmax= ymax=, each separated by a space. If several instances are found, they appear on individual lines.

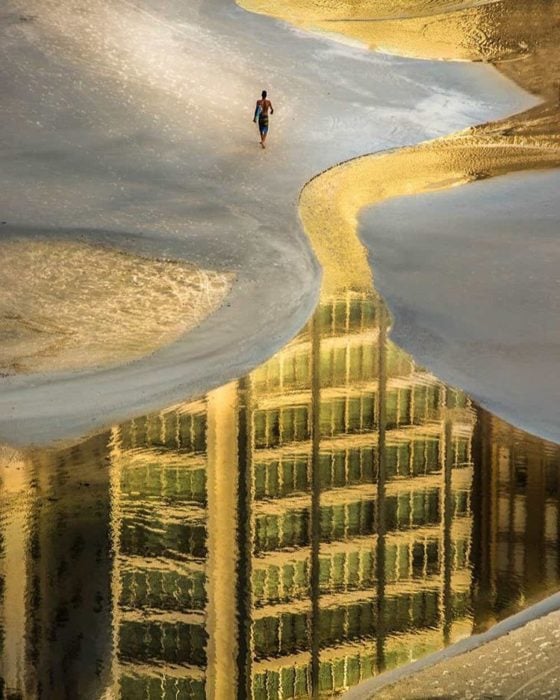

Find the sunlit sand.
xmin=1 ymin=0 xmax=559 ymax=697
xmin=4 ymin=0 xmax=526 ymax=443
xmin=0 ymin=239 xmax=233 ymax=374
xmin=239 ymin=0 xmax=560 ymax=440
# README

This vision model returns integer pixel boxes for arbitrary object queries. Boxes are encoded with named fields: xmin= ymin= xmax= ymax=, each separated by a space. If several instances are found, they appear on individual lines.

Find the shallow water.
xmin=1 ymin=291 xmax=559 ymax=699
xmin=1 ymin=1 xmax=559 ymax=698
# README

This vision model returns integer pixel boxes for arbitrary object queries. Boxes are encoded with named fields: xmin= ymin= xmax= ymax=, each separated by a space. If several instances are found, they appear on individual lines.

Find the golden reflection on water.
xmin=2 ymin=1 xmax=560 ymax=697
xmin=230 ymin=2 xmax=560 ymax=695
xmin=1 ymin=294 xmax=560 ymax=698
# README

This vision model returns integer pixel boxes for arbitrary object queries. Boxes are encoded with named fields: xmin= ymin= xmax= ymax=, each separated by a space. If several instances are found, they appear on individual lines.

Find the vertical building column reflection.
xmin=236 ymin=377 xmax=255 ymax=700
xmin=442 ymin=403 xmax=454 ymax=646
xmin=206 ymin=383 xmax=240 ymax=700
xmin=26 ymin=436 xmax=114 ymax=699
xmin=524 ymin=444 xmax=546 ymax=594
xmin=0 ymin=452 xmax=32 ymax=697
xmin=472 ymin=409 xmax=500 ymax=633
xmin=557 ymin=469 xmax=560 ymax=584
xmin=309 ymin=312 xmax=322 ymax=698
xmin=108 ymin=426 xmax=123 ymax=700
xmin=470 ymin=410 xmax=496 ymax=633
xmin=375 ymin=300 xmax=388 ymax=674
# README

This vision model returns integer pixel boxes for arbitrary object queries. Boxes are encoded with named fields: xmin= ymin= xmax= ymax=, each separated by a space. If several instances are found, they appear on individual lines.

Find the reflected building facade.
xmin=471 ymin=414 xmax=560 ymax=631
xmin=1 ymin=293 xmax=560 ymax=699
xmin=0 ymin=436 xmax=114 ymax=699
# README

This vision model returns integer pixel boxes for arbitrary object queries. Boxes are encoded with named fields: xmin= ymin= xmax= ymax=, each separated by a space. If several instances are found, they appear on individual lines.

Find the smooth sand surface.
xmin=361 ymin=170 xmax=560 ymax=444
xmin=0 ymin=0 xmax=530 ymax=445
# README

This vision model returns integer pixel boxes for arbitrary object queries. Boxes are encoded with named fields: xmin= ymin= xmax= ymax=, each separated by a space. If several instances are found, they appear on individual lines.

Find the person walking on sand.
xmin=253 ymin=90 xmax=274 ymax=148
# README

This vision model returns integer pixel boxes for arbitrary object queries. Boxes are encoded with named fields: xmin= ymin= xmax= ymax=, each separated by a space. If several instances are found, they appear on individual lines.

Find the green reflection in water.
xmin=1 ymin=291 xmax=560 ymax=699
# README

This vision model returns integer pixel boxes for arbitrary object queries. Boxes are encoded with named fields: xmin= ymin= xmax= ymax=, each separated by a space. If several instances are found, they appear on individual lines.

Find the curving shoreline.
xmin=1 ymin=0 xmax=559 ymax=694
xmin=0 ymin=0 xmax=526 ymax=446
xmin=299 ymin=134 xmax=560 ymax=441
xmin=270 ymin=0 xmax=560 ymax=440
xmin=234 ymin=0 xmax=560 ymax=695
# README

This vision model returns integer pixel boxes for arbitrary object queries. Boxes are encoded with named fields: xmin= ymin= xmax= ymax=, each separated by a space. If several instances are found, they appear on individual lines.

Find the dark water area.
xmin=1 ymin=291 xmax=559 ymax=699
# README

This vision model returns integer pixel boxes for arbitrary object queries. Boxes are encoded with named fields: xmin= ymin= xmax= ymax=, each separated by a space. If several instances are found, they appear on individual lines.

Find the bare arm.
xmin=269 ymin=100 xmax=274 ymax=115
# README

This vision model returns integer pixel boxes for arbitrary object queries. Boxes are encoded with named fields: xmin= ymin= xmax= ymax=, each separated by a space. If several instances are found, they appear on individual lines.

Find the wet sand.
xmin=0 ymin=238 xmax=233 ymax=374
xmin=0 ymin=0 xmax=527 ymax=445
xmin=1 ymin=1 xmax=559 ymax=694
xmin=230 ymin=0 xmax=560 ymax=695
xmin=250 ymin=0 xmax=560 ymax=441
xmin=238 ymin=0 xmax=558 ymax=64
xmin=3 ymin=298 xmax=560 ymax=698
xmin=300 ymin=132 xmax=560 ymax=441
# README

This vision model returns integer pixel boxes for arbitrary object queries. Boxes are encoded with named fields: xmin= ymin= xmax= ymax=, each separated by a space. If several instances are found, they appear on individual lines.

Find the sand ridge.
xmin=0 ymin=238 xmax=233 ymax=375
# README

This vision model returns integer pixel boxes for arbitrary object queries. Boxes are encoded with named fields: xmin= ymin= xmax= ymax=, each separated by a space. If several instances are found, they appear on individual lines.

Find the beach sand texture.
xmin=0 ymin=2 xmax=559 ymax=694
xmin=243 ymin=0 xmax=560 ymax=440
xmin=0 ymin=238 xmax=233 ymax=374
xmin=345 ymin=604 xmax=560 ymax=698
xmin=0 ymin=0 xmax=525 ymax=445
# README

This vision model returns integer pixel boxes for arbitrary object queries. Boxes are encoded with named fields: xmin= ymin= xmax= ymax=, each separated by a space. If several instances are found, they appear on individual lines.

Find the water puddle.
xmin=2 ymin=1 xmax=560 ymax=697
xmin=1 ymin=290 xmax=559 ymax=698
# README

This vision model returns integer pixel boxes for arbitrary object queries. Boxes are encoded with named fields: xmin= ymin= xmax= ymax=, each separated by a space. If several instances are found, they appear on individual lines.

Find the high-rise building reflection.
xmin=0 ymin=436 xmax=114 ymax=699
xmin=1 ymin=292 xmax=559 ymax=699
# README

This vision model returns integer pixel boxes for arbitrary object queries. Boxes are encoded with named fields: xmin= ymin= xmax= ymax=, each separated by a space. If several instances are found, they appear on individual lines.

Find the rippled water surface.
xmin=1 ymin=291 xmax=559 ymax=698
xmin=2 ymin=0 xmax=560 ymax=697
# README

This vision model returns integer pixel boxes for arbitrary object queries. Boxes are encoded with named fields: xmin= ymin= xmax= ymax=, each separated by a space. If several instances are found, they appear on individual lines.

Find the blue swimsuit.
xmin=254 ymin=103 xmax=269 ymax=134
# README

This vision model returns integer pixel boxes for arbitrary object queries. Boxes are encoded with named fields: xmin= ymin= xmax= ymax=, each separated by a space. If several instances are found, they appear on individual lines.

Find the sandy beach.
xmin=274 ymin=0 xmax=560 ymax=442
xmin=0 ymin=237 xmax=233 ymax=374
xmin=0 ymin=0 xmax=530 ymax=445
xmin=1 ymin=2 xmax=559 ymax=695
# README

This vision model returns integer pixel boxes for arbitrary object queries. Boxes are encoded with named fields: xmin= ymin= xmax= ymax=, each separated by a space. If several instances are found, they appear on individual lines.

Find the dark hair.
xmin=262 ymin=90 xmax=267 ymax=98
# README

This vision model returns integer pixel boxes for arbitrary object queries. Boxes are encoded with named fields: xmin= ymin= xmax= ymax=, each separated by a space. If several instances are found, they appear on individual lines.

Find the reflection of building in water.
xmin=1 ymin=294 xmax=560 ymax=699
xmin=243 ymin=292 xmax=475 ymax=696
xmin=110 ymin=398 xmax=212 ymax=698
xmin=471 ymin=413 xmax=560 ymax=632
xmin=109 ymin=292 xmax=477 ymax=698
xmin=0 ymin=448 xmax=30 ymax=700
xmin=0 ymin=436 xmax=114 ymax=699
